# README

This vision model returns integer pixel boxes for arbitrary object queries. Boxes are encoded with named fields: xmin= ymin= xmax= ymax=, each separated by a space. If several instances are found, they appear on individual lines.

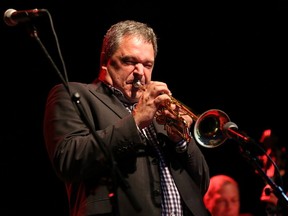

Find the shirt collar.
xmin=101 ymin=81 xmax=137 ymax=108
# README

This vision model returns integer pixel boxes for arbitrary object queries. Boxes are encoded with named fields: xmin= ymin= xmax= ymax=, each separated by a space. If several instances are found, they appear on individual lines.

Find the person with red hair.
xmin=203 ymin=174 xmax=253 ymax=216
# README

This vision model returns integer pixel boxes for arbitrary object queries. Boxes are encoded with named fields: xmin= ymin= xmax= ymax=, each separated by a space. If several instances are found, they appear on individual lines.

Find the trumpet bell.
xmin=194 ymin=109 xmax=230 ymax=148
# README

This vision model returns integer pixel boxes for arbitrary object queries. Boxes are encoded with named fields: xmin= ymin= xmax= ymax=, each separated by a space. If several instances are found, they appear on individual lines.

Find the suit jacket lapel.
xmin=88 ymin=81 xmax=168 ymax=136
xmin=87 ymin=82 xmax=130 ymax=118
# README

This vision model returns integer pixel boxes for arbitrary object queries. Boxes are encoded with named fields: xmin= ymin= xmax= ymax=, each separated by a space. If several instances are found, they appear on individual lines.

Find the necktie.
xmin=143 ymin=124 xmax=183 ymax=216
xmin=121 ymin=99 xmax=183 ymax=215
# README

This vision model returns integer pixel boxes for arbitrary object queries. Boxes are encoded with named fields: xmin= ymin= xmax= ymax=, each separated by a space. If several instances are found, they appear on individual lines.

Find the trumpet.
xmin=133 ymin=80 xmax=231 ymax=148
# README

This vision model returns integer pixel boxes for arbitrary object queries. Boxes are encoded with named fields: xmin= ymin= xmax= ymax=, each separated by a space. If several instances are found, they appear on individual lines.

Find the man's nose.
xmin=133 ymin=63 xmax=145 ymax=75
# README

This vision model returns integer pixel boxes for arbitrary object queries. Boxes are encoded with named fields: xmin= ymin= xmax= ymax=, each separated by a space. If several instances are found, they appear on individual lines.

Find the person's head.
xmin=203 ymin=174 xmax=240 ymax=216
xmin=99 ymin=20 xmax=158 ymax=104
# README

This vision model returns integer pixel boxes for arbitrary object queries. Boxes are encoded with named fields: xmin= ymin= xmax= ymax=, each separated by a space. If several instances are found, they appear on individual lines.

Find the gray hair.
xmin=100 ymin=20 xmax=158 ymax=66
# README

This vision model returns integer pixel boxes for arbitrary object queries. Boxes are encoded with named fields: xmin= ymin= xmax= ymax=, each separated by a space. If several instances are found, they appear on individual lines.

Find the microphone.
xmin=3 ymin=8 xmax=47 ymax=26
xmin=223 ymin=122 xmax=250 ymax=142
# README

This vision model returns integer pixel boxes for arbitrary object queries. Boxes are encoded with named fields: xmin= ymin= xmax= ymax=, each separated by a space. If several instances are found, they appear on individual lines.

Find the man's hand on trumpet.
xmin=132 ymin=81 xmax=193 ymax=143
xmin=160 ymin=103 xmax=193 ymax=143
xmin=132 ymin=81 xmax=172 ymax=129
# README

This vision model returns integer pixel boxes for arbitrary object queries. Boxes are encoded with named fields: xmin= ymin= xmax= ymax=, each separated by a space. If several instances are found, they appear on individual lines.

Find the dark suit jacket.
xmin=43 ymin=80 xmax=211 ymax=216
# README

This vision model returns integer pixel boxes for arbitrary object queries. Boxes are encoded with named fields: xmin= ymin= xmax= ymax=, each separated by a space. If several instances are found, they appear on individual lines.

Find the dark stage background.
xmin=1 ymin=1 xmax=288 ymax=215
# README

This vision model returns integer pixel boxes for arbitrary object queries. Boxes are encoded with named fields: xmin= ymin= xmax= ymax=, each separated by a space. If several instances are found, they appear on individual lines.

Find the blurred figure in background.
xmin=258 ymin=129 xmax=288 ymax=216
xmin=203 ymin=174 xmax=254 ymax=216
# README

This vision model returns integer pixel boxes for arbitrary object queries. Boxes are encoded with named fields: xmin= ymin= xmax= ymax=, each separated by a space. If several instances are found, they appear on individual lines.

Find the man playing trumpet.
xmin=43 ymin=20 xmax=211 ymax=216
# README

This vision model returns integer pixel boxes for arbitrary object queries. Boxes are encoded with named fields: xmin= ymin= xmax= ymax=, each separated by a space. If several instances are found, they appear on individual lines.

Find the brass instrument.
xmin=133 ymin=80 xmax=230 ymax=148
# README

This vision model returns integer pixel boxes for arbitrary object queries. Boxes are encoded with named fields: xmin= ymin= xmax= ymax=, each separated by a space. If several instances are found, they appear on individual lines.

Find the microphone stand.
xmin=26 ymin=18 xmax=142 ymax=215
xmin=225 ymin=125 xmax=288 ymax=209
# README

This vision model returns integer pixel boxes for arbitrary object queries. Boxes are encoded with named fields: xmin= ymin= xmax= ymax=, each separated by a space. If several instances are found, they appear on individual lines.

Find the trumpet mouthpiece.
xmin=133 ymin=80 xmax=142 ymax=89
